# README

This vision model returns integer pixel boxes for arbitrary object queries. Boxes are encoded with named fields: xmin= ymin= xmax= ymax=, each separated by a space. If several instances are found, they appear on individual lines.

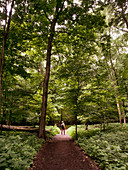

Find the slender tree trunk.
xmin=117 ymin=47 xmax=128 ymax=98
xmin=39 ymin=34 xmax=53 ymax=139
xmin=75 ymin=79 xmax=80 ymax=140
xmin=75 ymin=113 xmax=78 ymax=140
xmin=39 ymin=2 xmax=64 ymax=139
xmin=121 ymin=5 xmax=128 ymax=29
xmin=105 ymin=56 xmax=122 ymax=124
xmin=114 ymin=87 xmax=122 ymax=124
xmin=0 ymin=0 xmax=14 ymax=134
xmin=108 ymin=46 xmax=122 ymax=124
xmin=61 ymin=109 xmax=63 ymax=122
xmin=104 ymin=29 xmax=122 ymax=124
xmin=121 ymin=100 xmax=126 ymax=124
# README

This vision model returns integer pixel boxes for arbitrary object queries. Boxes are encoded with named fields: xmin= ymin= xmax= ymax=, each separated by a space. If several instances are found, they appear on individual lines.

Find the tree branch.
xmin=115 ymin=26 xmax=128 ymax=33
xmin=43 ymin=10 xmax=51 ymax=23
xmin=121 ymin=5 xmax=128 ymax=29
xmin=5 ymin=0 xmax=15 ymax=42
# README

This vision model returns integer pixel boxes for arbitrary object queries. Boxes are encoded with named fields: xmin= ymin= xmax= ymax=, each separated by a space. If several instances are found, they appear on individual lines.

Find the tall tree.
xmin=39 ymin=0 xmax=65 ymax=139
xmin=0 ymin=0 xmax=14 ymax=132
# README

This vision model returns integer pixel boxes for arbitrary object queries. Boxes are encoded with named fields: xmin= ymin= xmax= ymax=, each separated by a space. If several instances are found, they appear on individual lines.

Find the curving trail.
xmin=30 ymin=133 xmax=99 ymax=170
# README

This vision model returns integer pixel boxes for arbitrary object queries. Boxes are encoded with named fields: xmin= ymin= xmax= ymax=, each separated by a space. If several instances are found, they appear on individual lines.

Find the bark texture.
xmin=39 ymin=1 xmax=64 ymax=139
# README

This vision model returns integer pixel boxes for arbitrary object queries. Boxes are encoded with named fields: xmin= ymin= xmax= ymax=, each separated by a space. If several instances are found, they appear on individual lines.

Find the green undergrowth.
xmin=45 ymin=125 xmax=60 ymax=138
xmin=0 ymin=125 xmax=60 ymax=170
xmin=0 ymin=131 xmax=44 ymax=170
xmin=66 ymin=124 xmax=100 ymax=139
xmin=67 ymin=123 xmax=128 ymax=170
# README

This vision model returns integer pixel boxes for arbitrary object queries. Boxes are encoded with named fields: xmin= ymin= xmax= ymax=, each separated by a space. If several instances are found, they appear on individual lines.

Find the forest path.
xmin=30 ymin=133 xmax=99 ymax=170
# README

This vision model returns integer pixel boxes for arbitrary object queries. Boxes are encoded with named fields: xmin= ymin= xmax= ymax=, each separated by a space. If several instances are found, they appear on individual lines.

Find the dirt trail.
xmin=30 ymin=133 xmax=99 ymax=170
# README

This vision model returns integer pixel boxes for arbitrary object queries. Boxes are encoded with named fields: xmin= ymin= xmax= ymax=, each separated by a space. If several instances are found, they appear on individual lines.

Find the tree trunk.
xmin=105 ymin=55 xmax=122 ymax=124
xmin=121 ymin=5 xmax=128 ymax=29
xmin=39 ymin=34 xmax=53 ymax=139
xmin=117 ymin=47 xmax=128 ymax=98
xmin=61 ymin=109 xmax=63 ymax=122
xmin=114 ymin=89 xmax=122 ymax=124
xmin=75 ymin=113 xmax=78 ymax=140
xmin=121 ymin=100 xmax=126 ymax=124
xmin=75 ymin=79 xmax=80 ymax=140
xmin=39 ymin=2 xmax=64 ymax=139
xmin=108 ymin=49 xmax=122 ymax=124
xmin=0 ymin=0 xmax=14 ymax=134
xmin=9 ymin=110 xmax=12 ymax=127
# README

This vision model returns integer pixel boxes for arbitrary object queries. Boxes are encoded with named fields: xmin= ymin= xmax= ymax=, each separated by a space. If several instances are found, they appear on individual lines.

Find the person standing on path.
xmin=61 ymin=121 xmax=65 ymax=135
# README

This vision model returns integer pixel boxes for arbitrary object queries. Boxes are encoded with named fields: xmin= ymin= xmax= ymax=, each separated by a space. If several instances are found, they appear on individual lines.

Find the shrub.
xmin=75 ymin=124 xmax=128 ymax=169
xmin=66 ymin=125 xmax=100 ymax=139
xmin=0 ymin=132 xmax=44 ymax=170
xmin=45 ymin=125 xmax=60 ymax=138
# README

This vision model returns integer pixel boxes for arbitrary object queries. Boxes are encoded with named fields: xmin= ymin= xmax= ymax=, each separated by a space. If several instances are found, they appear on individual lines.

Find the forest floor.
xmin=29 ymin=132 xmax=100 ymax=170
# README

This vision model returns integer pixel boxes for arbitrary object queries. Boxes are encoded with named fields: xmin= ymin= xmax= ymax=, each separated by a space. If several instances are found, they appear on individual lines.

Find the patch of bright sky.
xmin=73 ymin=0 xmax=82 ymax=6
xmin=111 ymin=27 xmax=125 ymax=40
xmin=64 ymin=0 xmax=82 ymax=7
xmin=56 ymin=0 xmax=81 ymax=30
xmin=1 ymin=1 xmax=15 ymax=26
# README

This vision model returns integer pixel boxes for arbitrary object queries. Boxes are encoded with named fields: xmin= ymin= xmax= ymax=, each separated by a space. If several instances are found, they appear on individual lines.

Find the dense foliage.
xmin=0 ymin=132 xmax=44 ymax=170
xmin=0 ymin=0 xmax=128 ymax=129
xmin=45 ymin=125 xmax=60 ymax=138
xmin=0 ymin=0 xmax=128 ymax=168
xmin=0 ymin=126 xmax=60 ymax=170
xmin=67 ymin=124 xmax=128 ymax=169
